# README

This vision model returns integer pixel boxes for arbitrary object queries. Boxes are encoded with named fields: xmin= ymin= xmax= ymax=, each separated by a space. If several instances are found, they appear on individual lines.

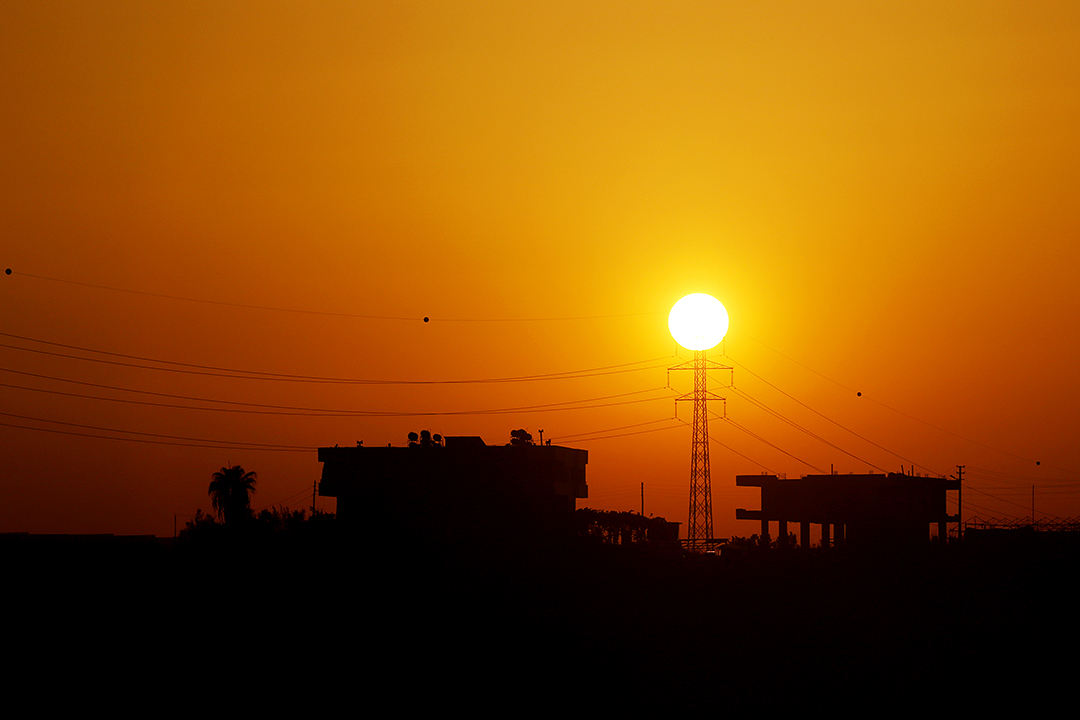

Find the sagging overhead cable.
xmin=5 ymin=270 xmax=661 ymax=322
xmin=0 ymin=331 xmax=671 ymax=385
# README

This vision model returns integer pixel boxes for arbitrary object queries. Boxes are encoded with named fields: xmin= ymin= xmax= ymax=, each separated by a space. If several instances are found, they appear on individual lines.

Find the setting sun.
xmin=668 ymin=293 xmax=729 ymax=351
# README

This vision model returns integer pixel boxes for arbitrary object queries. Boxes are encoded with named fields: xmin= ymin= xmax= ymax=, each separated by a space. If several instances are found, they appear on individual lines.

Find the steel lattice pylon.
xmin=671 ymin=349 xmax=730 ymax=553
xmin=687 ymin=350 xmax=712 ymax=551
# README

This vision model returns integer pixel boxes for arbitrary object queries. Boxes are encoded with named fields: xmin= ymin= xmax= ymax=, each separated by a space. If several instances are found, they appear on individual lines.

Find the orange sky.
xmin=2 ymin=1 xmax=1079 ymax=538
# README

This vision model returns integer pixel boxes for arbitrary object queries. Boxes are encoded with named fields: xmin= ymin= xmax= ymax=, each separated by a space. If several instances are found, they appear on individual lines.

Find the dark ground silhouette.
xmin=5 ymin=516 xmax=1077 ymax=711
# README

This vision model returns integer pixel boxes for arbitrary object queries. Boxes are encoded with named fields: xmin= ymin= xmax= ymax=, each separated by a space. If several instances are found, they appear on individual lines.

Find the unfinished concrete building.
xmin=736 ymin=472 xmax=960 ymax=547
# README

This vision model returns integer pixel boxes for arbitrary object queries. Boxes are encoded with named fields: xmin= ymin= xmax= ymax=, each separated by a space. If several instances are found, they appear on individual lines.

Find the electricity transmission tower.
xmin=671 ymin=349 xmax=731 ymax=553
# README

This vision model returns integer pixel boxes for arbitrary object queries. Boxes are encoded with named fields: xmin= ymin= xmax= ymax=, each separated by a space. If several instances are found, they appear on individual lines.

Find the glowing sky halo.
xmin=668 ymin=293 xmax=729 ymax=351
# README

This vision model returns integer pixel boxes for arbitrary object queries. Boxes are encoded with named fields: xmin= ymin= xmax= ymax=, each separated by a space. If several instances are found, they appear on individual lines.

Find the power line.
xmin=732 ymin=331 xmax=1065 ymax=476
xmin=721 ymin=416 xmax=826 ymax=473
xmin=0 ymin=420 xmax=314 ymax=452
xmin=725 ymin=354 xmax=938 ymax=475
xmin=253 ymin=488 xmax=314 ymax=511
xmin=549 ymin=417 xmax=677 ymax=442
xmin=691 ymin=420 xmax=776 ymax=474
xmin=0 ymin=371 xmax=673 ymax=417
xmin=964 ymin=499 xmax=1018 ymax=518
xmin=0 ymin=410 xmax=311 ymax=450
xmin=965 ymin=464 xmax=1079 ymax=485
xmin=734 ymin=329 xmax=861 ymax=394
xmin=549 ymin=423 xmax=683 ymax=443
xmin=0 ymin=332 xmax=672 ymax=385
xmin=6 ymin=270 xmax=662 ymax=322
xmin=729 ymin=385 xmax=887 ymax=472
xmin=863 ymin=394 xmax=1053 ymax=471
xmin=964 ymin=484 xmax=1045 ymax=515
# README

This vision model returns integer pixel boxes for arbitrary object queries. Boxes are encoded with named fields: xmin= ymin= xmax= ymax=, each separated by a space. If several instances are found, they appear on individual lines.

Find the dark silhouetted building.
xmin=736 ymin=472 xmax=959 ymax=547
xmin=318 ymin=435 xmax=588 ymax=543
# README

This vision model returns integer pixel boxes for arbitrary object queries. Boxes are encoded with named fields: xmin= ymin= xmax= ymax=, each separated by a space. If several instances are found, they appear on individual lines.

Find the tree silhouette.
xmin=208 ymin=465 xmax=257 ymax=525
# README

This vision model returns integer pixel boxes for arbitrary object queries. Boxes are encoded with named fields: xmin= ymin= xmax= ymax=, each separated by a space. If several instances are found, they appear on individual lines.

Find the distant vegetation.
xmin=180 ymin=464 xmax=337 ymax=550
xmin=575 ymin=507 xmax=678 ymax=546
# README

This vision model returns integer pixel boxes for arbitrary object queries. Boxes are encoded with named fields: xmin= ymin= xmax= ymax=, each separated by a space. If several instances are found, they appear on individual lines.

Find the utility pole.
xmin=955 ymin=465 xmax=964 ymax=541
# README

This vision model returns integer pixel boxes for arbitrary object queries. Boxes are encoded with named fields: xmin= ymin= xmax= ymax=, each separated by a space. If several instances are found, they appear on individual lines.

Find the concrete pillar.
xmin=778 ymin=520 xmax=788 ymax=547
xmin=937 ymin=520 xmax=947 ymax=542
xmin=835 ymin=523 xmax=845 ymax=546
xmin=800 ymin=521 xmax=811 ymax=549
xmin=821 ymin=522 xmax=831 ymax=548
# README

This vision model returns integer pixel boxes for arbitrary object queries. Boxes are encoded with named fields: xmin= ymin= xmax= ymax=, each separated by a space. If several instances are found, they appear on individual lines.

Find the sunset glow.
xmin=2 ymin=2 xmax=1079 ymax=541
xmin=668 ymin=293 xmax=729 ymax=351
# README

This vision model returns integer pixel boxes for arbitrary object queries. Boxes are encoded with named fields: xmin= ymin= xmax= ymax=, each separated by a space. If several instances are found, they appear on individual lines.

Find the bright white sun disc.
xmin=668 ymin=293 xmax=729 ymax=350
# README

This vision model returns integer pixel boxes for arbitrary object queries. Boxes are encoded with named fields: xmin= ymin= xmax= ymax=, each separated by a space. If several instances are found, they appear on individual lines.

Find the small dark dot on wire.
xmin=423 ymin=317 xmax=430 ymax=323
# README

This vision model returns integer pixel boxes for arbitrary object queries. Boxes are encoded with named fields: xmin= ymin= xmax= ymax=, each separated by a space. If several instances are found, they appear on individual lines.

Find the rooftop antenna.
xmin=668 ymin=293 xmax=731 ymax=553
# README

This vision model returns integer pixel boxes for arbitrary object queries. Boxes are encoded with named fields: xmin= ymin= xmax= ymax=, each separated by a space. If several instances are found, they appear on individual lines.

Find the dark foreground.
xmin=6 ymin=528 xmax=1077 ymax=711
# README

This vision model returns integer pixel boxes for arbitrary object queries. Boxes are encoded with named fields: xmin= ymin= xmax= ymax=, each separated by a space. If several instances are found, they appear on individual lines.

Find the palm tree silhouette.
xmin=209 ymin=465 xmax=257 ymax=525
